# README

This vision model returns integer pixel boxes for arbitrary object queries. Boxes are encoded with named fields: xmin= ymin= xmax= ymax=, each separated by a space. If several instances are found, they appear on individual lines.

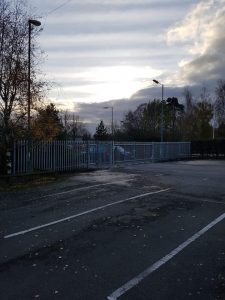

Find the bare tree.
xmin=215 ymin=80 xmax=225 ymax=124
xmin=60 ymin=110 xmax=90 ymax=140
xmin=0 ymin=0 xmax=45 ymax=142
xmin=183 ymin=87 xmax=194 ymax=114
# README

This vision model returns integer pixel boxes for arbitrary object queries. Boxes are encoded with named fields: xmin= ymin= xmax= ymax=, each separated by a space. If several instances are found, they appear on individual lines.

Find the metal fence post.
xmin=6 ymin=148 xmax=12 ymax=175
xmin=52 ymin=141 xmax=56 ymax=171
xmin=111 ymin=140 xmax=114 ymax=166
xmin=151 ymin=142 xmax=154 ymax=162
xmin=13 ymin=140 xmax=16 ymax=175
xmin=87 ymin=140 xmax=90 ymax=169
xmin=134 ymin=142 xmax=136 ymax=161
xmin=97 ymin=141 xmax=100 ymax=168
xmin=159 ymin=142 xmax=163 ymax=161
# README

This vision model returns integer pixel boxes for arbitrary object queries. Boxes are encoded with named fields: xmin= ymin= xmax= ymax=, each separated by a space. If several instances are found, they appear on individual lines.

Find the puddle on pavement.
xmin=70 ymin=170 xmax=137 ymax=186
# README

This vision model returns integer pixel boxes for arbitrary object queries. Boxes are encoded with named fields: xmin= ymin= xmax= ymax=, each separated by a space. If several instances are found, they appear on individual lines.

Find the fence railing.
xmin=11 ymin=140 xmax=191 ymax=175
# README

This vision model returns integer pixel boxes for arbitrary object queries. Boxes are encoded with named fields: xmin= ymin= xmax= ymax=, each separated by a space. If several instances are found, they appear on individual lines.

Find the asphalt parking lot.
xmin=1 ymin=160 xmax=225 ymax=300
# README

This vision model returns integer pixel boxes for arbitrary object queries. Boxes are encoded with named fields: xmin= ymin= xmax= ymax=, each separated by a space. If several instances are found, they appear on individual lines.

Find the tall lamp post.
xmin=27 ymin=19 xmax=41 ymax=171
xmin=103 ymin=106 xmax=114 ymax=138
xmin=210 ymin=105 xmax=218 ymax=140
xmin=153 ymin=79 xmax=164 ymax=142
xmin=28 ymin=19 xmax=41 ymax=133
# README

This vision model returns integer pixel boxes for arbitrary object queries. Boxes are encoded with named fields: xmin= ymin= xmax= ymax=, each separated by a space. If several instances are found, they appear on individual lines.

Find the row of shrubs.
xmin=191 ymin=139 xmax=225 ymax=158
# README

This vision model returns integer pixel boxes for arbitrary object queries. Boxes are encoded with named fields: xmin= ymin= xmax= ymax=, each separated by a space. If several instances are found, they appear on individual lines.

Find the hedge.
xmin=191 ymin=139 xmax=225 ymax=158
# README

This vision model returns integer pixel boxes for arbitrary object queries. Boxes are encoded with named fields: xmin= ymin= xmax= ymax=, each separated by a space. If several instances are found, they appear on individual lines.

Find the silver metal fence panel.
xmin=58 ymin=140 xmax=60 ymax=170
xmin=25 ymin=141 xmax=28 ymax=173
xmin=56 ymin=141 xmax=59 ymax=171
xmin=146 ymin=143 xmax=152 ymax=160
xmin=41 ymin=141 xmax=44 ymax=170
xmin=60 ymin=140 xmax=63 ymax=170
xmin=12 ymin=140 xmax=191 ymax=174
xmin=65 ymin=141 xmax=67 ymax=169
xmin=67 ymin=141 xmax=70 ymax=170
xmin=38 ymin=142 xmax=41 ymax=169
xmin=64 ymin=141 xmax=66 ymax=170
xmin=62 ymin=140 xmax=64 ymax=170
xmin=61 ymin=140 xmax=64 ymax=170
xmin=49 ymin=141 xmax=51 ymax=170
xmin=69 ymin=141 xmax=72 ymax=170
xmin=24 ymin=141 xmax=28 ymax=173
xmin=78 ymin=141 xmax=81 ymax=168
xmin=83 ymin=141 xmax=88 ymax=168
xmin=59 ymin=140 xmax=62 ymax=170
xmin=152 ymin=143 xmax=160 ymax=161
xmin=79 ymin=141 xmax=83 ymax=168
xmin=13 ymin=141 xmax=16 ymax=175
xmin=65 ymin=141 xmax=68 ymax=170
xmin=77 ymin=141 xmax=80 ymax=168
xmin=62 ymin=141 xmax=64 ymax=170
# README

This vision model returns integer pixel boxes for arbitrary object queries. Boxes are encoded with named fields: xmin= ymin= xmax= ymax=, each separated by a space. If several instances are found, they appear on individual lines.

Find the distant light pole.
xmin=153 ymin=79 xmax=164 ymax=142
xmin=211 ymin=105 xmax=218 ymax=140
xmin=103 ymin=106 xmax=114 ymax=138
xmin=28 ymin=19 xmax=41 ymax=132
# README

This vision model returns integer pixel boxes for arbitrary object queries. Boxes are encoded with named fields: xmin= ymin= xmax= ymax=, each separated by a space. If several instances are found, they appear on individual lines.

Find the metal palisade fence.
xmin=11 ymin=140 xmax=191 ymax=175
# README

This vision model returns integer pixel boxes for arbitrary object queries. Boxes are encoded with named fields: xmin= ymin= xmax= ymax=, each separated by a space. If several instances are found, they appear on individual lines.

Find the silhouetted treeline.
xmin=109 ymin=83 xmax=225 ymax=142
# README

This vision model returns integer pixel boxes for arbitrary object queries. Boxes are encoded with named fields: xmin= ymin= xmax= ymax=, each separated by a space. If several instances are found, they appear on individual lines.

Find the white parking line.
xmin=38 ymin=180 xmax=132 ymax=199
xmin=4 ymin=188 xmax=171 ymax=239
xmin=107 ymin=212 xmax=225 ymax=300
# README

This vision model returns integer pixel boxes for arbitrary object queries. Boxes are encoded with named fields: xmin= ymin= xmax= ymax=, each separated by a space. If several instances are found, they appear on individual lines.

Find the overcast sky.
xmin=29 ymin=0 xmax=225 ymax=132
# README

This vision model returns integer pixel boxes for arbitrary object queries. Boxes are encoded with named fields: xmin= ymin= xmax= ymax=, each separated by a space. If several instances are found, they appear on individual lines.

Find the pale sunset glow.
xmin=64 ymin=65 xmax=162 ymax=102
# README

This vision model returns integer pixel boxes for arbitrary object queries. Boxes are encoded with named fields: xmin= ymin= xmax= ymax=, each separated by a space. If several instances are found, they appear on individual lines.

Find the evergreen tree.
xmin=215 ymin=80 xmax=225 ymax=137
xmin=32 ymin=103 xmax=63 ymax=141
xmin=94 ymin=120 xmax=109 ymax=140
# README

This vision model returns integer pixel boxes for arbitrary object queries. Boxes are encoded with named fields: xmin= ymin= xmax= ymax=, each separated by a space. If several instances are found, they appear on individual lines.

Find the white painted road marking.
xmin=38 ymin=180 xmax=132 ymax=199
xmin=107 ymin=212 xmax=225 ymax=300
xmin=4 ymin=188 xmax=170 ymax=239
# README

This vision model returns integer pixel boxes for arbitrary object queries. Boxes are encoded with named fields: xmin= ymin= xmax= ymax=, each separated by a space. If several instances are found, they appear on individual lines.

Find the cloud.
xmin=166 ymin=0 xmax=225 ymax=85
xmin=74 ymin=88 xmax=177 ymax=122
xmin=167 ymin=1 xmax=214 ymax=47
xmin=34 ymin=0 xmax=199 ymax=103
xmin=72 ymin=97 xmax=142 ymax=134
xmin=33 ymin=0 xmax=225 ymax=135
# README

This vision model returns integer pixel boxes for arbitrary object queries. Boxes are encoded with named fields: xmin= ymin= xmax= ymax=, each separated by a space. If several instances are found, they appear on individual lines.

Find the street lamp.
xmin=28 ymin=19 xmax=41 ymax=133
xmin=210 ymin=105 xmax=218 ymax=140
xmin=153 ymin=79 xmax=164 ymax=142
xmin=103 ymin=106 xmax=114 ymax=138
xmin=27 ymin=19 xmax=41 ymax=172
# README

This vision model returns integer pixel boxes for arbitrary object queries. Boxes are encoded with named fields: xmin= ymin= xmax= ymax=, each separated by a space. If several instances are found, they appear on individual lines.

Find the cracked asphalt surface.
xmin=0 ymin=160 xmax=225 ymax=300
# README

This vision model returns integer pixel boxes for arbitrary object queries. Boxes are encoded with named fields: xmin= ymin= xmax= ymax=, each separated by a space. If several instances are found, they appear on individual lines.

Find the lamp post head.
xmin=29 ymin=19 xmax=41 ymax=27
xmin=153 ymin=79 xmax=160 ymax=84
